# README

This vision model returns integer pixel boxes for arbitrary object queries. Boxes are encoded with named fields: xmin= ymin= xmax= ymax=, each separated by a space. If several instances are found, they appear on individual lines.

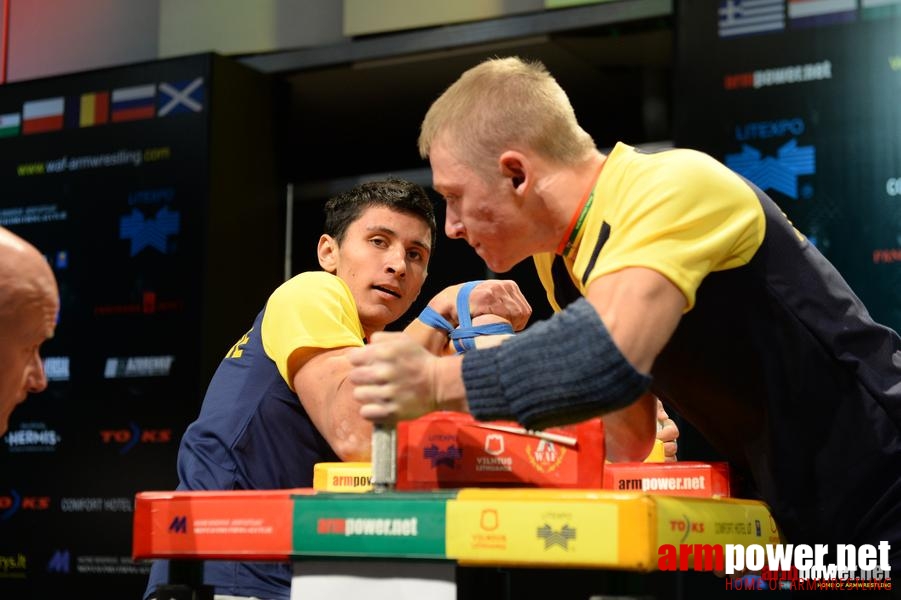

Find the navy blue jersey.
xmin=146 ymin=272 xmax=365 ymax=600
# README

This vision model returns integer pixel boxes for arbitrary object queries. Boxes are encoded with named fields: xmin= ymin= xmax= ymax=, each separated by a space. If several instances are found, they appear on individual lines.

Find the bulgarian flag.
xmin=0 ymin=113 xmax=20 ymax=137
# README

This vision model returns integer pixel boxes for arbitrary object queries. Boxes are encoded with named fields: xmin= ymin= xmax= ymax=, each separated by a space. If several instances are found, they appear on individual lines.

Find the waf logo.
xmin=423 ymin=444 xmax=463 ymax=468
xmin=100 ymin=423 xmax=172 ymax=454
xmin=0 ymin=490 xmax=51 ymax=520
xmin=526 ymin=440 xmax=566 ymax=473
xmin=725 ymin=139 xmax=815 ymax=200
xmin=536 ymin=524 xmax=576 ymax=549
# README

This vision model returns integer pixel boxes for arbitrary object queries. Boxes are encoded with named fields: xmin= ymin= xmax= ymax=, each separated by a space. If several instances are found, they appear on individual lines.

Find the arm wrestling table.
xmin=133 ymin=487 xmax=781 ymax=600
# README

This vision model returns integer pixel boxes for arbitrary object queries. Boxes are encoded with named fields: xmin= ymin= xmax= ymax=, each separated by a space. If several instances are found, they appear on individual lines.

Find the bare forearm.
xmin=602 ymin=392 xmax=657 ymax=462
xmin=433 ymin=353 xmax=469 ymax=413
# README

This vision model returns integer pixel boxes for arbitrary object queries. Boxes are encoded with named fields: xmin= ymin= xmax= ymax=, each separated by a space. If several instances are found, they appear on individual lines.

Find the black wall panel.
xmin=0 ymin=53 xmax=282 ymax=598
xmin=675 ymin=1 xmax=901 ymax=335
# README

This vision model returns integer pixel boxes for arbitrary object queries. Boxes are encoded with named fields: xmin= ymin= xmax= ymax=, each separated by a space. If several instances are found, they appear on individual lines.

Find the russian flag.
xmin=66 ymin=91 xmax=109 ymax=128
xmin=111 ymin=84 xmax=156 ymax=122
xmin=22 ymin=97 xmax=64 ymax=134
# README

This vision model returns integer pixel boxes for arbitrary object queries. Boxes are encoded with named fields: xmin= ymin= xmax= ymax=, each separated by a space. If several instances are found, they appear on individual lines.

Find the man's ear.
xmin=317 ymin=234 xmax=338 ymax=272
xmin=499 ymin=151 xmax=527 ymax=194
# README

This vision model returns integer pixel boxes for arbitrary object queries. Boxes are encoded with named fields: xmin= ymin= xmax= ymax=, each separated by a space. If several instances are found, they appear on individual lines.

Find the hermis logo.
xmin=0 ymin=490 xmax=51 ymax=520
xmin=725 ymin=139 xmax=816 ymax=199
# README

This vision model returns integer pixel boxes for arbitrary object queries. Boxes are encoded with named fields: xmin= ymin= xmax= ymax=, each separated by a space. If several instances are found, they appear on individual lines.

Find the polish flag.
xmin=23 ymin=97 xmax=64 ymax=134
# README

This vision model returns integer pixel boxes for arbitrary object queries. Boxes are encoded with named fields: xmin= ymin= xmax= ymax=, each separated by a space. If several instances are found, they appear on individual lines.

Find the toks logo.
xmin=0 ymin=490 xmax=51 ymax=520
xmin=100 ymin=423 xmax=172 ymax=454
xmin=670 ymin=515 xmax=706 ymax=543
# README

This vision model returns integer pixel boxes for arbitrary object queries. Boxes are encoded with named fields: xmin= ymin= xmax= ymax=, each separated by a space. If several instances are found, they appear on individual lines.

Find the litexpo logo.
xmin=536 ymin=524 xmax=576 ymax=549
xmin=119 ymin=205 xmax=180 ymax=256
xmin=658 ymin=542 xmax=892 ymax=591
xmin=725 ymin=139 xmax=815 ymax=200
xmin=423 ymin=444 xmax=462 ymax=468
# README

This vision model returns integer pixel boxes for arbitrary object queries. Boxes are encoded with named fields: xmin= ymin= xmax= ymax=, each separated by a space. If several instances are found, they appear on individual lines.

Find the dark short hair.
xmin=324 ymin=178 xmax=437 ymax=248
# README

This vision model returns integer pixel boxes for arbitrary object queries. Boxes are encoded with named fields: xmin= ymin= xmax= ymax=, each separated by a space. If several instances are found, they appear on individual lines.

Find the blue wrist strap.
xmin=418 ymin=305 xmax=454 ymax=334
xmin=451 ymin=280 xmax=515 ymax=353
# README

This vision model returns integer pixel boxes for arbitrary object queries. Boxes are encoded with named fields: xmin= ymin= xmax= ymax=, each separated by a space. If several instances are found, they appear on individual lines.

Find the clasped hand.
xmin=348 ymin=279 xmax=529 ymax=423
xmin=348 ymin=332 xmax=440 ymax=424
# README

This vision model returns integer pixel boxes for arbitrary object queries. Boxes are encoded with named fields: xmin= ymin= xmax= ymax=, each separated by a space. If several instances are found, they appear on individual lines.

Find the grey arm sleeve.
xmin=461 ymin=297 xmax=651 ymax=430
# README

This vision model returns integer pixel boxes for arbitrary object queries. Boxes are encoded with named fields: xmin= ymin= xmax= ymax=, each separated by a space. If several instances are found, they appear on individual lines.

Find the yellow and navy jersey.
xmin=535 ymin=143 xmax=901 ymax=552
xmin=261 ymin=271 xmax=365 ymax=388
xmin=179 ymin=271 xmax=364 ymax=491
xmin=534 ymin=142 xmax=766 ymax=311
xmin=148 ymin=271 xmax=364 ymax=600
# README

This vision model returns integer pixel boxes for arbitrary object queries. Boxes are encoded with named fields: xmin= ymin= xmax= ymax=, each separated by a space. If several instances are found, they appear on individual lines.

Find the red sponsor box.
xmin=396 ymin=411 xmax=605 ymax=490
xmin=132 ymin=489 xmax=313 ymax=560
xmin=602 ymin=461 xmax=731 ymax=497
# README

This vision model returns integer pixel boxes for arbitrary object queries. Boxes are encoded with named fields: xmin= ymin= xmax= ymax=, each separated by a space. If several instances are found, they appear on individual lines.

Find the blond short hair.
xmin=418 ymin=56 xmax=596 ymax=178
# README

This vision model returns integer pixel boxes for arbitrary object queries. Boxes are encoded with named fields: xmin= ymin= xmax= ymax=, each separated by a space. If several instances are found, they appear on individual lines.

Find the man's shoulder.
xmin=271 ymin=271 xmax=349 ymax=300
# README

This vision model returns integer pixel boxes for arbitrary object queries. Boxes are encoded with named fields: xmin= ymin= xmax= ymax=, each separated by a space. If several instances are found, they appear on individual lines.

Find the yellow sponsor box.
xmin=446 ymin=488 xmax=652 ymax=569
xmin=653 ymin=495 xmax=783 ymax=549
xmin=313 ymin=462 xmax=372 ymax=493
xmin=446 ymin=489 xmax=781 ymax=570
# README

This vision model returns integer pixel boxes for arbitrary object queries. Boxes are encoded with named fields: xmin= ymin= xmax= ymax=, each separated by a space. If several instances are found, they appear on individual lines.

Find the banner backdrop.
xmin=0 ymin=53 xmax=282 ymax=598
xmin=675 ymin=1 xmax=901 ymax=335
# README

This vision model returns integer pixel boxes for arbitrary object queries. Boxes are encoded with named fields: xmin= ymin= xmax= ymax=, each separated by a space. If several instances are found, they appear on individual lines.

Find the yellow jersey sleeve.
xmin=577 ymin=144 xmax=766 ymax=311
xmin=261 ymin=271 xmax=364 ymax=386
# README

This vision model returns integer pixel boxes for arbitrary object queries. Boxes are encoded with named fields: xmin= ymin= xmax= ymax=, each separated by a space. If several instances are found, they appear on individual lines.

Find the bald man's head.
xmin=0 ymin=227 xmax=59 ymax=435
